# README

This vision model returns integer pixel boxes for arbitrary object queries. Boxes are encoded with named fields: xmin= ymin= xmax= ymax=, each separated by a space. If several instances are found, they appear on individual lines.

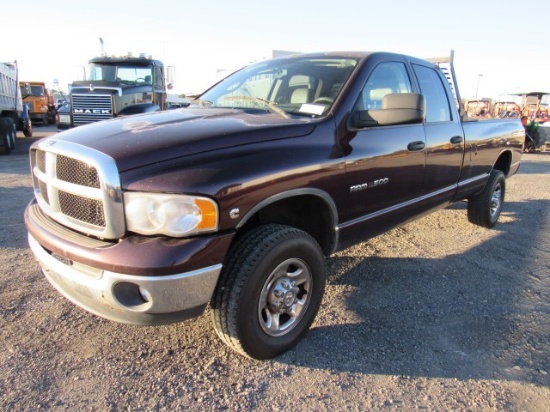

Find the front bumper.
xmin=29 ymin=234 xmax=222 ymax=325
xmin=25 ymin=201 xmax=234 ymax=325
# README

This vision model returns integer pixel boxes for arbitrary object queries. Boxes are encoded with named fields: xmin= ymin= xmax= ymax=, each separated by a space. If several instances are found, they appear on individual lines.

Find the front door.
xmin=339 ymin=61 xmax=426 ymax=240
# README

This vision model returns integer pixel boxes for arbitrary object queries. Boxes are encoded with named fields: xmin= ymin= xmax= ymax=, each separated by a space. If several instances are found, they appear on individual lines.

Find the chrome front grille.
xmin=58 ymin=191 xmax=105 ymax=227
xmin=56 ymin=155 xmax=101 ymax=188
xmin=30 ymin=139 xmax=125 ymax=239
xmin=72 ymin=93 xmax=114 ymax=126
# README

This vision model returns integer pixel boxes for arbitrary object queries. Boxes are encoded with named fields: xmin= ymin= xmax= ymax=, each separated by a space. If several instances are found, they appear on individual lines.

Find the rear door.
xmin=411 ymin=63 xmax=465 ymax=196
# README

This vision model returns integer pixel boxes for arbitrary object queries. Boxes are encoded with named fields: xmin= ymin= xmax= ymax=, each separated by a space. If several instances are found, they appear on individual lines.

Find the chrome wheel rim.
xmin=258 ymin=258 xmax=312 ymax=337
xmin=490 ymin=183 xmax=502 ymax=218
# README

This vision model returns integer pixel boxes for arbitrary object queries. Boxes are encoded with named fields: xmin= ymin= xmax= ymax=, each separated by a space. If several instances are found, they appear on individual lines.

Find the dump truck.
xmin=1 ymin=61 xmax=32 ymax=154
xmin=19 ymin=81 xmax=56 ymax=125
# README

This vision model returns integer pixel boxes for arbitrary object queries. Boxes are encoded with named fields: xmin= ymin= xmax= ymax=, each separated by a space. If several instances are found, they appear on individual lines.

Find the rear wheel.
xmin=211 ymin=224 xmax=326 ymax=359
xmin=8 ymin=118 xmax=16 ymax=150
xmin=467 ymin=170 xmax=505 ymax=228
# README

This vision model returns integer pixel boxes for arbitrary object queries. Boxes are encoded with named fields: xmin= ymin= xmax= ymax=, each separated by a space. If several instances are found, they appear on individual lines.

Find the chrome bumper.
xmin=28 ymin=234 xmax=222 ymax=325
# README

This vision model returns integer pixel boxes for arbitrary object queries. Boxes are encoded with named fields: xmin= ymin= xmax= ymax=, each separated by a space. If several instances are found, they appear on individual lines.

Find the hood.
xmin=70 ymin=81 xmax=152 ymax=97
xmin=54 ymin=108 xmax=317 ymax=171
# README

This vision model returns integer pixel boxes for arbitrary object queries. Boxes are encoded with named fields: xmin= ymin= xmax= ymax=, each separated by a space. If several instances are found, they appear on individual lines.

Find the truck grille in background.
xmin=30 ymin=142 xmax=125 ymax=239
xmin=72 ymin=93 xmax=113 ymax=125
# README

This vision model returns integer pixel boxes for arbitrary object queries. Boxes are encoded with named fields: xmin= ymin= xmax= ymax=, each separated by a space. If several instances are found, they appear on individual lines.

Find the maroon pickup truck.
xmin=25 ymin=51 xmax=524 ymax=359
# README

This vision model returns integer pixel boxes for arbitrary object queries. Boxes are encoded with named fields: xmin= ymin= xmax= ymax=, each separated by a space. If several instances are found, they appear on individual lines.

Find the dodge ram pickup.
xmin=25 ymin=51 xmax=524 ymax=359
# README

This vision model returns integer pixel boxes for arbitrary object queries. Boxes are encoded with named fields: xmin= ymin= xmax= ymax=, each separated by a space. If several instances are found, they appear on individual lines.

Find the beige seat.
xmin=291 ymin=88 xmax=309 ymax=104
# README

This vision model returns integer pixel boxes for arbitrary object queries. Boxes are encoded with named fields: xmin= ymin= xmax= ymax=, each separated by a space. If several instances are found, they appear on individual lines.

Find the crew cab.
xmin=25 ymin=51 xmax=524 ymax=359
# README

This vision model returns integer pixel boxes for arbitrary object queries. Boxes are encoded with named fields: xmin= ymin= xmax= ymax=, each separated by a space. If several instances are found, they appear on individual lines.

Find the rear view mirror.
xmin=350 ymin=93 xmax=425 ymax=129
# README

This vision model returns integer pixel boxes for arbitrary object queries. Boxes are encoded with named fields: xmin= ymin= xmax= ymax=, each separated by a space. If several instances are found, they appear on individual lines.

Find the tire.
xmin=211 ymin=224 xmax=326 ymax=359
xmin=8 ymin=118 xmax=16 ymax=150
xmin=23 ymin=120 xmax=33 ymax=138
xmin=0 ymin=117 xmax=13 ymax=155
xmin=467 ymin=170 xmax=506 ymax=228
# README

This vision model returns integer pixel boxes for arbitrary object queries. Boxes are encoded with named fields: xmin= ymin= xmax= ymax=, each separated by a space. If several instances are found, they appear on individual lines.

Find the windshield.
xmin=87 ymin=63 xmax=153 ymax=85
xmin=20 ymin=85 xmax=45 ymax=97
xmin=200 ymin=56 xmax=358 ymax=117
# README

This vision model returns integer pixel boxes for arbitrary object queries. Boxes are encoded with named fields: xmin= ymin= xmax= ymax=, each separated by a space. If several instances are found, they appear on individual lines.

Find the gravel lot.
xmin=1 ymin=126 xmax=549 ymax=411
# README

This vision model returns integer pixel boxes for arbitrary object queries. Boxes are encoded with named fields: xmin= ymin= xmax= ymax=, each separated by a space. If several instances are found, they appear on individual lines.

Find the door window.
xmin=412 ymin=64 xmax=451 ymax=123
xmin=356 ymin=62 xmax=412 ymax=110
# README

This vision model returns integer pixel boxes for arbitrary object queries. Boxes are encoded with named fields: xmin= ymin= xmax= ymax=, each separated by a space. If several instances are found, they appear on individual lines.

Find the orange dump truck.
xmin=19 ymin=81 xmax=56 ymax=125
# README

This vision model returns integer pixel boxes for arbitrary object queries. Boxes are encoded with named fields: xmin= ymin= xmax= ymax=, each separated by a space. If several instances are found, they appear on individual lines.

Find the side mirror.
xmin=350 ymin=93 xmax=425 ymax=129
xmin=165 ymin=66 xmax=175 ymax=90
xmin=24 ymin=82 xmax=32 ymax=97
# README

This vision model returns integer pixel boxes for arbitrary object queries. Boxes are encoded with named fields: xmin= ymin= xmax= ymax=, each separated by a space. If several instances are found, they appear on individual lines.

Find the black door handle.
xmin=407 ymin=141 xmax=425 ymax=151
xmin=450 ymin=135 xmax=464 ymax=144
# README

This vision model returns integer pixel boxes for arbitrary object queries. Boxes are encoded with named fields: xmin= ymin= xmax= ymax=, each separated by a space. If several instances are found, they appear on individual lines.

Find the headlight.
xmin=58 ymin=114 xmax=71 ymax=124
xmin=124 ymin=192 xmax=218 ymax=237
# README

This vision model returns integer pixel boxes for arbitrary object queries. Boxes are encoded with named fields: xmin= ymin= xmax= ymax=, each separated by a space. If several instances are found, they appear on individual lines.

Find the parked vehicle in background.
xmin=56 ymin=53 xmax=174 ymax=129
xmin=513 ymin=92 xmax=550 ymax=151
xmin=26 ymin=50 xmax=524 ymax=359
xmin=19 ymin=81 xmax=56 ymax=125
xmin=1 ymin=61 xmax=32 ymax=154
xmin=464 ymin=99 xmax=492 ymax=118
xmin=492 ymin=100 xmax=522 ymax=118
xmin=519 ymin=92 xmax=549 ymax=123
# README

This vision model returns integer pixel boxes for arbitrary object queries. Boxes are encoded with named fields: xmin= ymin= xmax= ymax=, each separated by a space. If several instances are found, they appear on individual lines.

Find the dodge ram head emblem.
xmin=39 ymin=139 xmax=57 ymax=149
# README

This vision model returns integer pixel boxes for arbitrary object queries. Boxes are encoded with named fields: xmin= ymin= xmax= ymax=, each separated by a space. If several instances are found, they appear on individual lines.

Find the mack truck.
xmin=57 ymin=54 xmax=174 ymax=129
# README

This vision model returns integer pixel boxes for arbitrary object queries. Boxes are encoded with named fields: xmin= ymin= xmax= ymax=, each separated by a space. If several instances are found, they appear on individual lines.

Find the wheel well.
xmin=237 ymin=195 xmax=336 ymax=255
xmin=493 ymin=150 xmax=512 ymax=176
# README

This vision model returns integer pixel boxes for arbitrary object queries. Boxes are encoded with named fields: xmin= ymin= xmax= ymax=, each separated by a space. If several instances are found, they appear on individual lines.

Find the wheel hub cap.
xmin=490 ymin=185 xmax=502 ymax=217
xmin=268 ymin=279 xmax=300 ymax=312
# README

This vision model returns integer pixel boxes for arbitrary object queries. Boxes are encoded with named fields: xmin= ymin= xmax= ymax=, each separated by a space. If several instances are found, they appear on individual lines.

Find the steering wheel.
xmin=312 ymin=97 xmax=334 ymax=105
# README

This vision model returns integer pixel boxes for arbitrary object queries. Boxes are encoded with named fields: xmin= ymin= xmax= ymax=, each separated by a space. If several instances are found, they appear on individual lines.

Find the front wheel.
xmin=211 ymin=224 xmax=326 ymax=359
xmin=467 ymin=170 xmax=506 ymax=228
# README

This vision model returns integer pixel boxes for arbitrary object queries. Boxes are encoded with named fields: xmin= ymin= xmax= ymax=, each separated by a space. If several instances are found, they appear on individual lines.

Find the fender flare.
xmin=236 ymin=188 xmax=340 ymax=254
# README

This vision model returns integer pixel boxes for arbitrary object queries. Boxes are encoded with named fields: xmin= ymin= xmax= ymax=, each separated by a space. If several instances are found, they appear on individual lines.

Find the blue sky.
xmin=3 ymin=0 xmax=549 ymax=98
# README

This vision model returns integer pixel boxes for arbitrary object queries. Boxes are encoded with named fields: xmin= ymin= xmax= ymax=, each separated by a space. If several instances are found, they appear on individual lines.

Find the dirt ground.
xmin=1 ymin=126 xmax=549 ymax=411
